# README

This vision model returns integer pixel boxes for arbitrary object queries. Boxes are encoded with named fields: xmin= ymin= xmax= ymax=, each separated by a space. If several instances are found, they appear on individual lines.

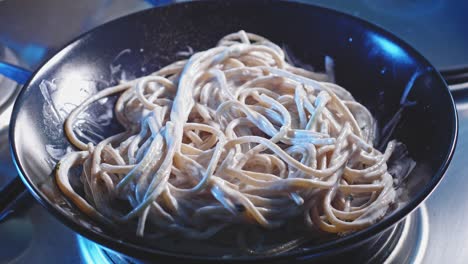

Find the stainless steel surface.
xmin=386 ymin=205 xmax=429 ymax=264
xmin=424 ymin=95 xmax=468 ymax=263
xmin=0 ymin=1 xmax=467 ymax=263
xmin=0 ymin=47 xmax=22 ymax=103
xmin=450 ymin=82 xmax=468 ymax=91
xmin=0 ymin=46 xmax=21 ymax=191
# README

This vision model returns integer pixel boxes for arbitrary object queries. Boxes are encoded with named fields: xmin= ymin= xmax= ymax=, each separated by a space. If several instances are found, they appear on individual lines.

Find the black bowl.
xmin=9 ymin=0 xmax=457 ymax=263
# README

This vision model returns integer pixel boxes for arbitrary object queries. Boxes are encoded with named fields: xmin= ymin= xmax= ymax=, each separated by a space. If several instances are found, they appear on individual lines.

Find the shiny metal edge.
xmin=384 ymin=204 xmax=429 ymax=264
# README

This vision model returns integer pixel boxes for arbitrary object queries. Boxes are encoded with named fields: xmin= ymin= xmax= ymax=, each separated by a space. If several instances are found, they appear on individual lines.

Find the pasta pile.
xmin=56 ymin=31 xmax=397 ymax=243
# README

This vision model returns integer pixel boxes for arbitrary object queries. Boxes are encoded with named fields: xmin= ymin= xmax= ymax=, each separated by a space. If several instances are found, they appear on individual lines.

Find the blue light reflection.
xmin=0 ymin=62 xmax=31 ymax=84
xmin=371 ymin=34 xmax=409 ymax=62
xmin=77 ymin=235 xmax=111 ymax=264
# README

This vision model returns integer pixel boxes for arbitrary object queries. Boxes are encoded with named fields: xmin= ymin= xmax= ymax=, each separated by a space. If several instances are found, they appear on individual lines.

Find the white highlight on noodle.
xmin=56 ymin=31 xmax=397 ymax=241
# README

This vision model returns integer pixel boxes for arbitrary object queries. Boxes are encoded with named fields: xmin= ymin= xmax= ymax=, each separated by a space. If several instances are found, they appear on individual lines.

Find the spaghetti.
xmin=56 ymin=31 xmax=398 ymax=245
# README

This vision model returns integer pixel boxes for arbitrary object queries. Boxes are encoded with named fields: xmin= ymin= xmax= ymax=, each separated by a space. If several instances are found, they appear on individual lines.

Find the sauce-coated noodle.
xmin=56 ymin=31 xmax=399 ymax=249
